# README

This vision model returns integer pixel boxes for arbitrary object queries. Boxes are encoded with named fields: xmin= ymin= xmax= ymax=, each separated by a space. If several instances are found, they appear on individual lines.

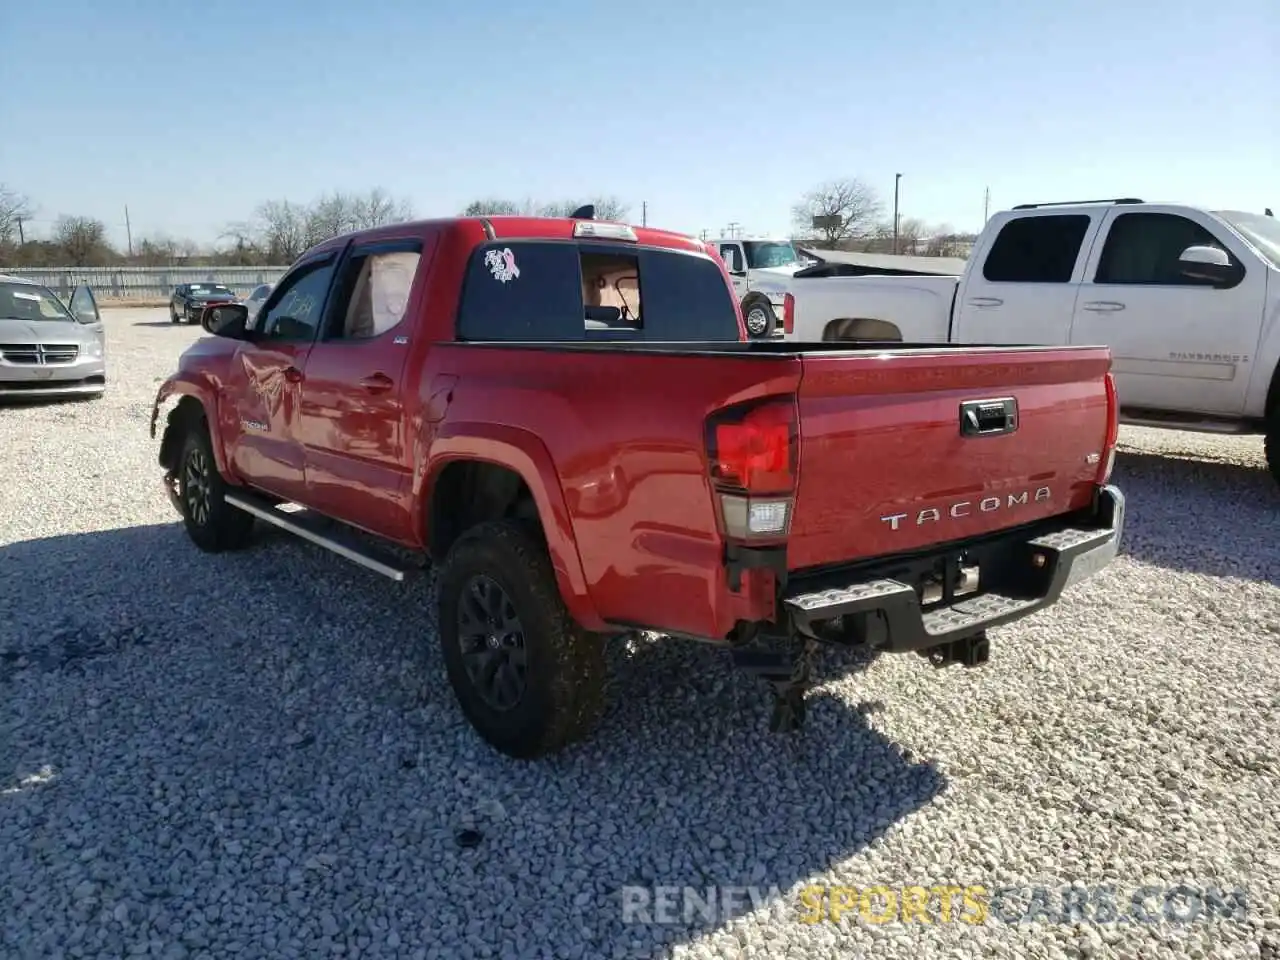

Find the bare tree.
xmin=252 ymin=199 xmax=309 ymax=263
xmin=894 ymin=216 xmax=928 ymax=254
xmin=537 ymin=195 xmax=631 ymax=221
xmin=304 ymin=191 xmax=357 ymax=247
xmin=791 ymin=178 xmax=884 ymax=246
xmin=218 ymin=220 xmax=263 ymax=265
xmin=461 ymin=195 xmax=631 ymax=220
xmin=53 ymin=215 xmax=110 ymax=266
xmin=0 ymin=184 xmax=33 ymax=247
xmin=924 ymin=226 xmax=978 ymax=258
xmin=135 ymin=234 xmax=179 ymax=267
xmin=351 ymin=187 xmax=412 ymax=228
xmin=461 ymin=198 xmax=524 ymax=216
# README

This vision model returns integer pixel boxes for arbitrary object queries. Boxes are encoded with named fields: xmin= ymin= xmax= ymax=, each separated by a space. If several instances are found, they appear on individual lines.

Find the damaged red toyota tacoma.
xmin=150 ymin=210 xmax=1126 ymax=759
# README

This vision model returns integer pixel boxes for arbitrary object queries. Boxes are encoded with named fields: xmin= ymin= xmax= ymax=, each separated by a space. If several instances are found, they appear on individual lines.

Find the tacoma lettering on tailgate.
xmin=881 ymin=486 xmax=1052 ymax=530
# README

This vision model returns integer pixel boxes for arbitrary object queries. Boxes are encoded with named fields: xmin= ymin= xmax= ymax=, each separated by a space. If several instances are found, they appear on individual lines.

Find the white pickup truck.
xmin=782 ymin=199 xmax=1280 ymax=484
xmin=713 ymin=236 xmax=817 ymax=338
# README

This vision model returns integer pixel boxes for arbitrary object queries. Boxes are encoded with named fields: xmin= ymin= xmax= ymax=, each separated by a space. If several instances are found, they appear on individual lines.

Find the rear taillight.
xmin=705 ymin=396 xmax=797 ymax=539
xmin=782 ymin=293 xmax=795 ymax=335
xmin=1098 ymin=371 xmax=1119 ymax=483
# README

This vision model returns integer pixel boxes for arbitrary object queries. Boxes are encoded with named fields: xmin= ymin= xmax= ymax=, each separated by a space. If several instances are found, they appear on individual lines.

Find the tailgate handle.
xmin=960 ymin=397 xmax=1018 ymax=437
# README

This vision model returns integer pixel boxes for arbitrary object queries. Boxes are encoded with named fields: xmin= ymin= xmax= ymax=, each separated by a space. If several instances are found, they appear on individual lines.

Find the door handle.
xmin=968 ymin=297 xmax=1003 ymax=307
xmin=283 ymin=366 xmax=304 ymax=383
xmin=359 ymin=373 xmax=394 ymax=393
xmin=1081 ymin=301 xmax=1126 ymax=312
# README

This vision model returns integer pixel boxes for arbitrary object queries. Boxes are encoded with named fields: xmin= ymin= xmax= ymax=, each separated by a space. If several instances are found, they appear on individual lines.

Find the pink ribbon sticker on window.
xmin=484 ymin=247 xmax=521 ymax=284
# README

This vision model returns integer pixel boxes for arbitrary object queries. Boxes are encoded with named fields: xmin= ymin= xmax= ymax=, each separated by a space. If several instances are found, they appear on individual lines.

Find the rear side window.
xmin=981 ymin=214 xmax=1092 ymax=283
xmin=456 ymin=240 xmax=740 ymax=341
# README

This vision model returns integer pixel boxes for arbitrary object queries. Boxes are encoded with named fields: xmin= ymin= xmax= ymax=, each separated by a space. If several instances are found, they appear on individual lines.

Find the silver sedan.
xmin=0 ymin=275 xmax=107 ymax=400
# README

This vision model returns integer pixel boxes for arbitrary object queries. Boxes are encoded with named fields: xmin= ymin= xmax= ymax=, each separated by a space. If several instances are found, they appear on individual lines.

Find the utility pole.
xmin=892 ymin=173 xmax=902 ymax=255
xmin=983 ymin=187 xmax=990 ymax=223
xmin=16 ymin=217 xmax=24 ymax=244
xmin=124 ymin=205 xmax=133 ymax=257
xmin=642 ymin=201 xmax=647 ymax=227
xmin=727 ymin=221 xmax=740 ymax=238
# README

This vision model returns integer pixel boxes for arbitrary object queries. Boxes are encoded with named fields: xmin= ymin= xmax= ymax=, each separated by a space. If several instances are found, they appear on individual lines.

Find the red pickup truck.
xmin=150 ymin=212 xmax=1126 ymax=759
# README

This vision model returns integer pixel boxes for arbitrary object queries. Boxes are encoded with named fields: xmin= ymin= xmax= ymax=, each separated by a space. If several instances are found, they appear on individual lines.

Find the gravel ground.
xmin=2 ymin=308 xmax=1278 ymax=960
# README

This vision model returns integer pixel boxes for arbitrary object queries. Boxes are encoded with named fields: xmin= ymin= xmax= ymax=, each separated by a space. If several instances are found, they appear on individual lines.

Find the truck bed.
xmin=436 ymin=337 xmax=1113 ymax=638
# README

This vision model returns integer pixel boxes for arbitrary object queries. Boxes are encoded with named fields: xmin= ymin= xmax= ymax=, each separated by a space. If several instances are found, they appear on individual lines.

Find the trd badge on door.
xmin=241 ymin=419 xmax=268 ymax=432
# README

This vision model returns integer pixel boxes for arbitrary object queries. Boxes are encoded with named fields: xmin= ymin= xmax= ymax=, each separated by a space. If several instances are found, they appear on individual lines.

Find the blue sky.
xmin=4 ymin=0 xmax=1276 ymax=250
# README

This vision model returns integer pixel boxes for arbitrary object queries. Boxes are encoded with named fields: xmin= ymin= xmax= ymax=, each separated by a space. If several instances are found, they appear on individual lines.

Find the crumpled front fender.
xmin=148 ymin=373 xmax=235 ymax=481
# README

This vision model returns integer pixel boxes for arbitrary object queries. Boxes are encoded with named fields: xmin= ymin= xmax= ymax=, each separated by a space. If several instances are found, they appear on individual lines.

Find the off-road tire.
xmin=437 ymin=519 xmax=606 ymax=759
xmin=176 ymin=418 xmax=255 ymax=553
xmin=1265 ymin=409 xmax=1280 ymax=487
xmin=742 ymin=297 xmax=777 ymax=339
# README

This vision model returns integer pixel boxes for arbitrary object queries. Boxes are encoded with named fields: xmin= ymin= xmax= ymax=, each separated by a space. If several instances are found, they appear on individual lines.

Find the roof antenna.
xmin=569 ymin=204 xmax=595 ymax=220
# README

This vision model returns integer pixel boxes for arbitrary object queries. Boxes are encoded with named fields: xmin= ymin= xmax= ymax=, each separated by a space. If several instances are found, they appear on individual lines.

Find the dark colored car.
xmin=169 ymin=282 xmax=238 ymax=324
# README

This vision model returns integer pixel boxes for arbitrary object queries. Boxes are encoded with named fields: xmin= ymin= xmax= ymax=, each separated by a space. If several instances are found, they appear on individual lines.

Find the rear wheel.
xmin=170 ymin=305 xmax=180 ymax=324
xmin=437 ymin=519 xmax=606 ymax=759
xmin=176 ymin=419 xmax=255 ymax=552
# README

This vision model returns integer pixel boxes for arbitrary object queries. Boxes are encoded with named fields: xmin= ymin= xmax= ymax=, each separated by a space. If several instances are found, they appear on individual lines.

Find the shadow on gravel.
xmin=0 ymin=395 xmax=97 ymax=410
xmin=1 ymin=521 xmax=946 ymax=957
xmin=568 ymin=639 xmax=945 ymax=950
xmin=0 ymin=524 xmax=182 ymax=683
xmin=131 ymin=321 xmax=187 ymax=328
xmin=1111 ymin=448 xmax=1279 ymax=585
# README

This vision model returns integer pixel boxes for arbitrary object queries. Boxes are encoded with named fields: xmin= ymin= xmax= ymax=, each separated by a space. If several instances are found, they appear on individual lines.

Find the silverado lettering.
xmin=1169 ymin=351 xmax=1250 ymax=364
xmin=150 ymin=211 xmax=1125 ymax=761
xmin=880 ymin=487 xmax=1053 ymax=530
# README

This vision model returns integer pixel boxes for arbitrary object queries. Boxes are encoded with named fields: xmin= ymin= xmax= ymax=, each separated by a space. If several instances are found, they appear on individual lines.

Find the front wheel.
xmin=176 ymin=420 xmax=255 ymax=552
xmin=743 ymin=299 xmax=777 ymax=339
xmin=437 ymin=519 xmax=606 ymax=759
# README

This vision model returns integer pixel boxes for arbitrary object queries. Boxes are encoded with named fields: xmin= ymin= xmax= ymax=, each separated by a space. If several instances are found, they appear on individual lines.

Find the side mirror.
xmin=68 ymin=284 xmax=101 ymax=324
xmin=1177 ymin=245 xmax=1238 ymax=287
xmin=202 ymin=302 xmax=251 ymax=338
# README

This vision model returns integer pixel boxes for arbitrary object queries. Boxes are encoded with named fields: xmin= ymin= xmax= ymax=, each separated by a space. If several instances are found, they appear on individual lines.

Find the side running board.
xmin=224 ymin=490 xmax=411 ymax=582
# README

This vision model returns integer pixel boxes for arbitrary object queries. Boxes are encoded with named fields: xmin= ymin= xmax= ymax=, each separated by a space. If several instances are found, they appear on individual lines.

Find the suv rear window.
xmin=456 ymin=240 xmax=740 ymax=341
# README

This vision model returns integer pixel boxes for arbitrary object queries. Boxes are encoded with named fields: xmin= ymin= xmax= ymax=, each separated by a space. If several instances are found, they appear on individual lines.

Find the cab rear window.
xmin=456 ymin=240 xmax=740 ymax=341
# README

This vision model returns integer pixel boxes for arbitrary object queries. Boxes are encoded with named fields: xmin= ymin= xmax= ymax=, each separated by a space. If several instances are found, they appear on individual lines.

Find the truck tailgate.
xmin=787 ymin=346 xmax=1112 ymax=571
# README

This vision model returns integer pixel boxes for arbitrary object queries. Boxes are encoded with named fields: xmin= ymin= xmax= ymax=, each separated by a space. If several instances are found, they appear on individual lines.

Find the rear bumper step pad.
xmin=783 ymin=485 xmax=1125 ymax=652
